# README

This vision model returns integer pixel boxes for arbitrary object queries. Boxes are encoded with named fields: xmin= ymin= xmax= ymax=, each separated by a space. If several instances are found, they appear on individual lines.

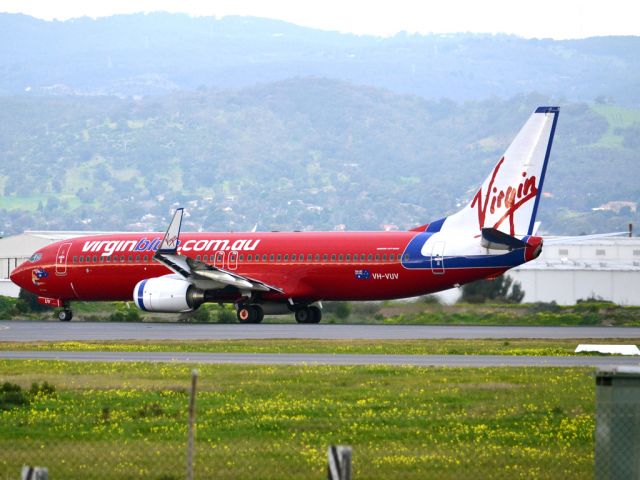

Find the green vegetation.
xmin=460 ymin=276 xmax=525 ymax=304
xmin=1 ymin=86 xmax=638 ymax=237
xmin=0 ymin=360 xmax=595 ymax=479
xmin=1 ymin=338 xmax=638 ymax=357
xmin=5 ymin=293 xmax=640 ymax=326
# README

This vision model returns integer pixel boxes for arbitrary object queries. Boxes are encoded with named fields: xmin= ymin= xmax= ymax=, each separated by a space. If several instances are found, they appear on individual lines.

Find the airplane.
xmin=11 ymin=106 xmax=559 ymax=324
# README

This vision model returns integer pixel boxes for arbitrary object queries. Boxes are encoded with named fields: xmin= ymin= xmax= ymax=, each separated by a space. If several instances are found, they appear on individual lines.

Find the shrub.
xmin=29 ymin=381 xmax=56 ymax=398
xmin=215 ymin=307 xmax=236 ymax=324
xmin=0 ymin=382 xmax=30 ymax=410
xmin=527 ymin=301 xmax=561 ymax=314
xmin=108 ymin=304 xmax=142 ymax=322
xmin=19 ymin=288 xmax=52 ymax=312
xmin=323 ymin=302 xmax=352 ymax=319
xmin=189 ymin=307 xmax=211 ymax=322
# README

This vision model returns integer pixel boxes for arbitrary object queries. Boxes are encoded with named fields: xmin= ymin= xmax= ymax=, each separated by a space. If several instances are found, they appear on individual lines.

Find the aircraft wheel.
xmin=295 ymin=307 xmax=313 ymax=324
xmin=58 ymin=309 xmax=73 ymax=322
xmin=237 ymin=306 xmax=256 ymax=324
xmin=309 ymin=306 xmax=322 ymax=324
xmin=253 ymin=305 xmax=264 ymax=324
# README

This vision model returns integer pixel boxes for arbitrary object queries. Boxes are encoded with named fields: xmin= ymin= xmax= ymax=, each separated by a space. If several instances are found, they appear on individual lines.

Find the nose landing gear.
xmin=57 ymin=308 xmax=73 ymax=321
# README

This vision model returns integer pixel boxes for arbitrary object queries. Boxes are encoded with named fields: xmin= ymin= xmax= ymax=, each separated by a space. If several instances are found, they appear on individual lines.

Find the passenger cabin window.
xmin=323 ymin=254 xmax=328 ymax=262
xmin=196 ymin=255 xmax=201 ymax=261
xmin=73 ymin=256 xmax=78 ymax=263
xmin=203 ymin=255 xmax=208 ymax=262
xmin=239 ymin=254 xmax=244 ymax=262
xmin=368 ymin=254 xmax=373 ymax=261
xmin=247 ymin=254 xmax=252 ymax=261
xmin=353 ymin=254 xmax=358 ymax=261
xmin=277 ymin=254 xmax=282 ymax=262
xmin=331 ymin=254 xmax=336 ymax=262
xmin=315 ymin=254 xmax=320 ymax=261
xmin=262 ymin=254 xmax=267 ymax=262
xmin=307 ymin=254 xmax=312 ymax=261
xmin=135 ymin=255 xmax=140 ymax=262
xmin=120 ymin=256 xmax=125 ymax=263
xmin=143 ymin=255 xmax=148 ymax=263
xmin=389 ymin=254 xmax=395 ymax=261
xmin=375 ymin=254 xmax=380 ymax=261
xmin=382 ymin=254 xmax=387 ymax=261
xmin=291 ymin=254 xmax=296 ymax=261
xmin=346 ymin=254 xmax=351 ymax=261
xmin=270 ymin=254 xmax=274 ymax=262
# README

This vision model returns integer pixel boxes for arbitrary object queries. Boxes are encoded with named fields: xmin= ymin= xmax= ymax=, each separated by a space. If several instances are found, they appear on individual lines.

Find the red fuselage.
xmin=11 ymin=230 xmax=512 ymax=305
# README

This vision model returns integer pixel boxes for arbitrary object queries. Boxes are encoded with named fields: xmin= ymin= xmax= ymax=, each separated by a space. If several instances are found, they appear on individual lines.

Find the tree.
xmin=460 ymin=275 xmax=525 ymax=304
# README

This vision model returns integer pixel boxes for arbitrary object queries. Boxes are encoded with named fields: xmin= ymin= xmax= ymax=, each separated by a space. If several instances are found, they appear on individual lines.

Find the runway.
xmin=2 ymin=350 xmax=640 ymax=367
xmin=2 ymin=321 xmax=640 ymax=342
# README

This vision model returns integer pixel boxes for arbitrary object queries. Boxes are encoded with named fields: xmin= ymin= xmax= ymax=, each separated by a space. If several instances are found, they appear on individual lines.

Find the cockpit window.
xmin=28 ymin=253 xmax=43 ymax=262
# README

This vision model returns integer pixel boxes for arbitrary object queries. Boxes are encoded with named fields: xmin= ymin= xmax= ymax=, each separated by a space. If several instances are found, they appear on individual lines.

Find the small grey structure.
xmin=595 ymin=366 xmax=640 ymax=480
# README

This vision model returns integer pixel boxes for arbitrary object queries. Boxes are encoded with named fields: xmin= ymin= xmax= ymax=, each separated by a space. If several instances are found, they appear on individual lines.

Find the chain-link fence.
xmin=2 ymin=364 xmax=639 ymax=479
xmin=595 ymin=367 xmax=640 ymax=480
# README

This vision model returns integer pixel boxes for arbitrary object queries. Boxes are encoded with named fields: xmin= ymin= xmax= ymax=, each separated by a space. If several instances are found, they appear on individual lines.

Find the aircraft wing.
xmin=154 ymin=208 xmax=284 ymax=294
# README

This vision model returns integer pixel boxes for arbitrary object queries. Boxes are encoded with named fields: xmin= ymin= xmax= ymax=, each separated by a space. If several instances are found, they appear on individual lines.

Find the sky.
xmin=0 ymin=0 xmax=638 ymax=39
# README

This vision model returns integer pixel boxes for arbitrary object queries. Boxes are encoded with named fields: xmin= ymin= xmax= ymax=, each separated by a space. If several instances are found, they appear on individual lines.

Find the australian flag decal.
xmin=354 ymin=269 xmax=370 ymax=280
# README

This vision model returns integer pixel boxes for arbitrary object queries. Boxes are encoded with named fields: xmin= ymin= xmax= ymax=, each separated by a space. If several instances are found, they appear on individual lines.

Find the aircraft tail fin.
xmin=441 ymin=106 xmax=559 ymax=236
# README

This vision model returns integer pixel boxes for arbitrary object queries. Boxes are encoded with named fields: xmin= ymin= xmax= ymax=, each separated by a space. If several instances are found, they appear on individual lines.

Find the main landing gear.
xmin=57 ymin=308 xmax=73 ymax=322
xmin=294 ymin=306 xmax=322 ymax=324
xmin=236 ymin=304 xmax=264 ymax=324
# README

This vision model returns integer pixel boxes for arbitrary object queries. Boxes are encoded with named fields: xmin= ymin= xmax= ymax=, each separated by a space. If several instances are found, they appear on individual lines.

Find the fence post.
xmin=21 ymin=466 xmax=48 ymax=480
xmin=595 ymin=366 xmax=640 ymax=480
xmin=327 ymin=445 xmax=352 ymax=480
xmin=186 ymin=369 xmax=198 ymax=480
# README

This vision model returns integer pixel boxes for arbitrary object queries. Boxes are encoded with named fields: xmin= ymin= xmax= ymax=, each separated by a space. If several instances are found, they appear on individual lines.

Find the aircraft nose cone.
xmin=10 ymin=265 xmax=28 ymax=290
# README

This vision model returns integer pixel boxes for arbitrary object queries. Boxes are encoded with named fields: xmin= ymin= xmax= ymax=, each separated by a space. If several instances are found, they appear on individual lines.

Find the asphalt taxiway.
xmin=3 ymin=321 xmax=640 ymax=342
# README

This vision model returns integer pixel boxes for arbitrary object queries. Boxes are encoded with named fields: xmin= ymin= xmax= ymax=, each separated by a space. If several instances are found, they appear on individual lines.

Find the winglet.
xmin=156 ymin=208 xmax=184 ymax=254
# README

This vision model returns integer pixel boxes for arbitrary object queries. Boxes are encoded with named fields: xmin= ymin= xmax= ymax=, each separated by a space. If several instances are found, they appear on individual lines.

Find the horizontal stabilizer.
xmin=481 ymin=227 xmax=527 ymax=251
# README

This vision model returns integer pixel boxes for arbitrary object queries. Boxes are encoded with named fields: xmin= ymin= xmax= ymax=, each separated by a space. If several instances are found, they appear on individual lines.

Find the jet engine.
xmin=133 ymin=276 xmax=204 ymax=313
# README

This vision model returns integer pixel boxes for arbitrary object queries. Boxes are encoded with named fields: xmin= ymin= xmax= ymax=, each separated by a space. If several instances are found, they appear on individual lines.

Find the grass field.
xmin=2 ymin=338 xmax=639 ymax=356
xmin=0 ymin=359 xmax=595 ymax=479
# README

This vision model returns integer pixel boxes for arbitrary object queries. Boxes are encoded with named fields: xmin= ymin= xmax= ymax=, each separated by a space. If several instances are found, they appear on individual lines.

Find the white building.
xmin=509 ymin=237 xmax=640 ymax=306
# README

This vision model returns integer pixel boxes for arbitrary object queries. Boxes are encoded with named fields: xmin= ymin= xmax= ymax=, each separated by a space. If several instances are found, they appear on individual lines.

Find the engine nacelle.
xmin=133 ymin=276 xmax=204 ymax=313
